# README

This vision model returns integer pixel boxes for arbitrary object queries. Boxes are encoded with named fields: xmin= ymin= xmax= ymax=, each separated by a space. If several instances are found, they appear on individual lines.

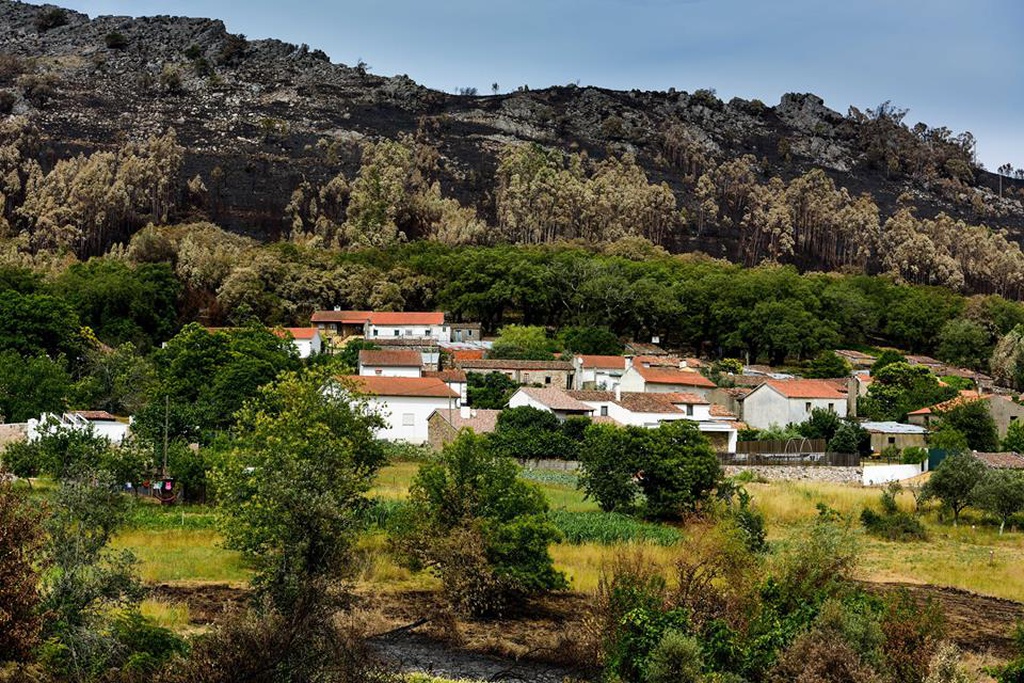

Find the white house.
xmin=509 ymin=386 xmax=738 ymax=452
xmin=274 ymin=327 xmax=323 ymax=358
xmin=740 ymin=379 xmax=848 ymax=430
xmin=343 ymin=375 xmax=460 ymax=444
xmin=28 ymin=411 xmax=131 ymax=445
xmin=365 ymin=312 xmax=450 ymax=343
xmin=508 ymin=387 xmax=594 ymax=420
xmin=424 ymin=369 xmax=468 ymax=404
xmin=358 ymin=349 xmax=425 ymax=377
xmin=573 ymin=355 xmax=627 ymax=391
xmin=618 ymin=359 xmax=716 ymax=398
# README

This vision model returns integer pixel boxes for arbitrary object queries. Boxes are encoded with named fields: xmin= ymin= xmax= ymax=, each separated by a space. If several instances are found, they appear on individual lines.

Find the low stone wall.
xmin=724 ymin=464 xmax=863 ymax=485
xmin=0 ymin=423 xmax=27 ymax=448
xmin=520 ymin=459 xmax=580 ymax=472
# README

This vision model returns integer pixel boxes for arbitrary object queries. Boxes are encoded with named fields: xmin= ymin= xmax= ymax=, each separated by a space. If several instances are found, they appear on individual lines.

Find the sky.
xmin=49 ymin=0 xmax=1024 ymax=170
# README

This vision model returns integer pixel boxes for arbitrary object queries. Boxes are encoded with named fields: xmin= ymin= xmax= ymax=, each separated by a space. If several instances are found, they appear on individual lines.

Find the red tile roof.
xmin=359 ymin=349 xmax=423 ymax=367
xmin=634 ymin=366 xmax=716 ymax=388
xmin=566 ymin=390 xmax=616 ymax=402
xmin=974 ymin=452 xmax=1024 ymax=469
xmin=710 ymin=404 xmax=738 ymax=419
xmin=662 ymin=392 xmax=710 ymax=405
xmin=311 ymin=310 xmax=372 ymax=324
xmin=342 ymin=375 xmax=458 ymax=398
xmin=369 ymin=312 xmax=445 ymax=326
xmin=517 ymin=387 xmax=593 ymax=412
xmin=762 ymin=379 xmax=847 ymax=399
xmin=615 ymin=393 xmax=684 ymax=414
xmin=577 ymin=354 xmax=627 ymax=369
xmin=433 ymin=408 xmax=501 ymax=433
xmin=635 ymin=355 xmax=682 ymax=367
xmin=424 ymin=369 xmax=468 ymax=383
xmin=907 ymin=390 xmax=980 ymax=416
xmin=459 ymin=359 xmax=574 ymax=371
xmin=73 ymin=410 xmax=118 ymax=421
xmin=273 ymin=327 xmax=319 ymax=340
xmin=452 ymin=349 xmax=485 ymax=361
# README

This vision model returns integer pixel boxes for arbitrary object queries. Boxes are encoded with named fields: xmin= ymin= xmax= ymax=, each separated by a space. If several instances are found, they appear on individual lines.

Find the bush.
xmin=0 ymin=90 xmax=14 ymax=115
xmin=881 ymin=589 xmax=945 ymax=683
xmin=34 ymin=7 xmax=68 ymax=31
xmin=645 ymin=629 xmax=703 ymax=683
xmin=396 ymin=431 xmax=566 ymax=616
xmin=105 ymin=31 xmax=128 ymax=50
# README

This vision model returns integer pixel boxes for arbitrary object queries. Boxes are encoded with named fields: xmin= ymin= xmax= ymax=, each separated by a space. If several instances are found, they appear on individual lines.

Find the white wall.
xmin=742 ymin=387 xmax=847 ymax=430
xmin=862 ymin=463 xmax=925 ymax=486
xmin=27 ymin=414 xmax=130 ymax=445
xmin=618 ymin=367 xmax=646 ymax=393
xmin=367 ymin=324 xmax=451 ymax=343
xmin=366 ymin=395 xmax=459 ymax=444
xmin=508 ymin=390 xmax=547 ymax=412
xmin=358 ymin=364 xmax=422 ymax=378
xmin=292 ymin=334 xmax=322 ymax=359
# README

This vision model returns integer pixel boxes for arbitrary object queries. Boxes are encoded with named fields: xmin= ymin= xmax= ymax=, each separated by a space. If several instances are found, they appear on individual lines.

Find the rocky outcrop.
xmin=0 ymin=0 xmax=1021 ymax=247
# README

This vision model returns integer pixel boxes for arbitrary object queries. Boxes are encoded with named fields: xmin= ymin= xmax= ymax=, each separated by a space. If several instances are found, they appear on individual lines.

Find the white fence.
xmin=862 ymin=462 xmax=926 ymax=486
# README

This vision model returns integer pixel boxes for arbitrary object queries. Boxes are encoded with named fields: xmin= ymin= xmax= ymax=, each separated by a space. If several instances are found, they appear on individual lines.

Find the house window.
xmin=827 ymin=402 xmax=835 ymax=412
xmin=402 ymin=413 xmax=415 ymax=426
xmin=888 ymin=436 xmax=896 ymax=444
xmin=375 ymin=369 xmax=382 ymax=375
xmin=600 ymin=406 xmax=608 ymax=417
xmin=393 ymin=330 xmax=399 ymax=336
xmin=686 ymin=405 xmax=694 ymax=416
xmin=805 ymin=402 xmax=812 ymax=412
xmin=467 ymin=330 xmax=473 ymax=338
xmin=405 ymin=328 xmax=413 ymax=336
xmin=545 ymin=376 xmax=552 ymax=385
xmin=373 ymin=329 xmax=379 ymax=337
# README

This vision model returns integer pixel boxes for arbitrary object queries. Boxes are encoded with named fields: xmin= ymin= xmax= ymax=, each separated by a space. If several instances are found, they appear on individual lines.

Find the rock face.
xmin=1 ymin=0 xmax=1021 ymax=248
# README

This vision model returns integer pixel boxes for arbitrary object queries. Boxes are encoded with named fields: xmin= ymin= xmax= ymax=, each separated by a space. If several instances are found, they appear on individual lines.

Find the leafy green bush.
xmin=105 ymin=31 xmax=128 ymax=49
xmin=645 ymin=629 xmax=703 ymax=683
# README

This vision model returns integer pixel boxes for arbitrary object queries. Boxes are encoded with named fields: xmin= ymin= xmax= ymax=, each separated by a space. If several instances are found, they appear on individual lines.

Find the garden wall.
xmin=861 ymin=463 xmax=926 ymax=486
xmin=724 ymin=464 xmax=863 ymax=485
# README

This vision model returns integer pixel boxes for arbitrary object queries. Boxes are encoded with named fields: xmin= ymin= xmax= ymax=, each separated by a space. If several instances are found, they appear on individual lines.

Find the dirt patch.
xmin=860 ymin=581 xmax=1024 ymax=658
xmin=150 ymin=583 xmax=250 ymax=624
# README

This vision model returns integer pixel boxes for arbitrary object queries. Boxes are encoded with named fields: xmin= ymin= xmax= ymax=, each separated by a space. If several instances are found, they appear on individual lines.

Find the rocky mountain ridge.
xmin=1 ymin=0 xmax=1022 ymax=257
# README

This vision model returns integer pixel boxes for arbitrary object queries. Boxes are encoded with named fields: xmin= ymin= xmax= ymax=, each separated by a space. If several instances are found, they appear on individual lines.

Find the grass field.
xmin=49 ymin=461 xmax=1024 ymax=605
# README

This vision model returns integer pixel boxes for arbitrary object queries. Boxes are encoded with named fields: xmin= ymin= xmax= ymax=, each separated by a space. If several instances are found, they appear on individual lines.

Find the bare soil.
xmin=151 ymin=580 xmax=1024 ymax=677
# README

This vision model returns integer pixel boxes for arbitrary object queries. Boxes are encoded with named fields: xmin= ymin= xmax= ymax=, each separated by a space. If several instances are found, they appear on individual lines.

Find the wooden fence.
xmin=735 ymin=438 xmax=828 ymax=455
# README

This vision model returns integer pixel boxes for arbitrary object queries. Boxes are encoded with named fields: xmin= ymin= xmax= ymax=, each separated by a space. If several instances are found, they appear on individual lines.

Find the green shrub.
xmin=105 ymin=31 xmax=128 ymax=50
xmin=861 ymin=483 xmax=928 ymax=541
xmin=645 ymin=629 xmax=703 ymax=683
xmin=34 ymin=7 xmax=68 ymax=31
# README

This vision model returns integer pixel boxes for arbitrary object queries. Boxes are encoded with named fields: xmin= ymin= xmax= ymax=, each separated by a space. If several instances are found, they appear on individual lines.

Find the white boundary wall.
xmin=862 ymin=463 xmax=925 ymax=486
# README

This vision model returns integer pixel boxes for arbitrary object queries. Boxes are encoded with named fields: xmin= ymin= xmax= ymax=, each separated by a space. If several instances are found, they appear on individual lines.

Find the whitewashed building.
xmin=573 ymin=355 xmax=627 ymax=391
xmin=358 ymin=349 xmax=425 ymax=377
xmin=274 ymin=327 xmax=323 ymax=358
xmin=342 ymin=375 xmax=460 ymax=444
xmin=740 ymin=379 xmax=848 ymax=430
xmin=618 ymin=359 xmax=717 ymax=398
xmin=28 ymin=411 xmax=131 ymax=445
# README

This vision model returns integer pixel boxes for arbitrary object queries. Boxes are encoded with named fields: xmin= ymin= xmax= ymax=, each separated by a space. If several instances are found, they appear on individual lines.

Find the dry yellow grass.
xmin=550 ymin=542 xmax=680 ymax=593
xmin=140 ymin=599 xmax=191 ymax=631
xmin=371 ymin=462 xmax=421 ymax=500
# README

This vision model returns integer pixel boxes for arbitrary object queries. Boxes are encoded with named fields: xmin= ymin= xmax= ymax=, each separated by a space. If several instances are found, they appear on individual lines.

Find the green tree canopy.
xmin=0 ymin=352 xmax=72 ymax=423
xmin=860 ymin=362 xmax=956 ymax=421
xmin=489 ymin=324 xmax=556 ymax=360
xmin=936 ymin=319 xmax=992 ymax=371
xmin=557 ymin=325 xmax=623 ymax=355
xmin=972 ymin=470 xmax=1024 ymax=534
xmin=214 ymin=368 xmax=387 ymax=612
xmin=805 ymin=350 xmax=852 ymax=379
xmin=936 ymin=399 xmax=999 ymax=453
xmin=466 ymin=371 xmax=518 ymax=409
xmin=921 ymin=452 xmax=988 ymax=524
xmin=399 ymin=431 xmax=566 ymax=615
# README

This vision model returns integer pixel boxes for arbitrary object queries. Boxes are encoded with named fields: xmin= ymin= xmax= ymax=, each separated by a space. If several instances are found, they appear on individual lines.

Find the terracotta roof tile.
xmin=710 ymin=404 xmax=738 ymax=418
xmin=517 ymin=387 xmax=593 ymax=412
xmin=661 ymin=392 xmax=710 ymax=405
xmin=342 ymin=375 xmax=458 ymax=398
xmin=577 ymin=354 xmax=627 ymax=369
xmin=273 ymin=327 xmax=319 ymax=340
xmin=762 ymin=379 xmax=847 ymax=399
xmin=72 ymin=410 xmax=119 ymax=421
xmin=368 ymin=311 xmax=445 ymax=326
xmin=908 ymin=390 xmax=980 ymax=416
xmin=634 ymin=366 xmax=716 ymax=388
xmin=423 ymin=369 xmax=468 ymax=383
xmin=614 ymin=393 xmax=683 ymax=413
xmin=566 ymin=390 xmax=616 ymax=402
xmin=311 ymin=310 xmax=372 ymax=323
xmin=459 ymin=359 xmax=573 ymax=371
xmin=434 ymin=408 xmax=501 ymax=433
xmin=974 ymin=452 xmax=1024 ymax=469
xmin=359 ymin=350 xmax=423 ymax=367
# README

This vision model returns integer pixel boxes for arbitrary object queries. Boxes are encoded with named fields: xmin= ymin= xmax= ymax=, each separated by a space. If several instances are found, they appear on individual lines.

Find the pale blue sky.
xmin=48 ymin=0 xmax=1024 ymax=170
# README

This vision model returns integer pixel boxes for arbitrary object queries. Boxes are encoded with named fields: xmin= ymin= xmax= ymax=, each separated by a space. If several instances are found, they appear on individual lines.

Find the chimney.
xmin=624 ymin=355 xmax=634 ymax=372
xmin=333 ymin=305 xmax=341 ymax=311
xmin=460 ymin=405 xmax=472 ymax=419
xmin=615 ymin=385 xmax=621 ymax=402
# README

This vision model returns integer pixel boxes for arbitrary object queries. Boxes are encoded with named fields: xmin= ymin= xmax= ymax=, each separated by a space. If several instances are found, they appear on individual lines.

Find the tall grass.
xmin=140 ymin=599 xmax=191 ymax=631
xmin=125 ymin=502 xmax=218 ymax=531
xmin=551 ymin=542 xmax=680 ymax=592
xmin=112 ymin=529 xmax=248 ymax=585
